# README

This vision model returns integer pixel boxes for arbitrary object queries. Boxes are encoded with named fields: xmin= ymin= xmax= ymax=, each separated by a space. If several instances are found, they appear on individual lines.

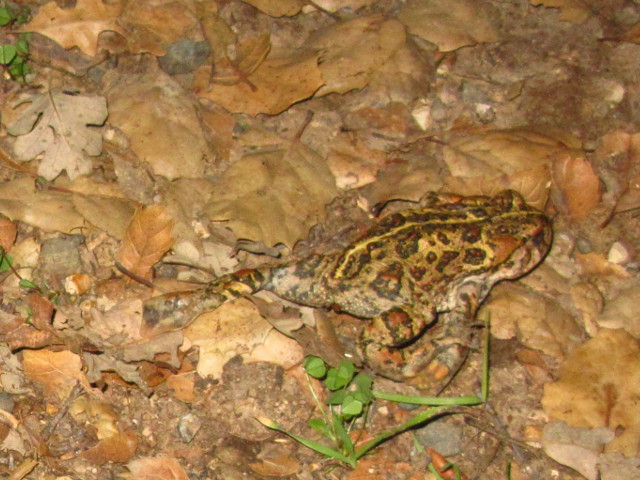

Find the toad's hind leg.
xmin=360 ymin=303 xmax=469 ymax=389
xmin=359 ymin=303 xmax=436 ymax=381
xmin=142 ymin=268 xmax=272 ymax=335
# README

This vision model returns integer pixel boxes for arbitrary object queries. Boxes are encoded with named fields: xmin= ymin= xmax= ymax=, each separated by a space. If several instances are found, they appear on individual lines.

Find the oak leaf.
xmin=7 ymin=90 xmax=107 ymax=180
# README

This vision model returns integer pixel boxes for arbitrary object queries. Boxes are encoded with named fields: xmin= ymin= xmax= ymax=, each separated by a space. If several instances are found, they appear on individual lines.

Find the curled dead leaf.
xmin=552 ymin=155 xmax=601 ymax=222
xmin=81 ymin=430 xmax=138 ymax=465
xmin=0 ymin=217 xmax=17 ymax=252
xmin=118 ymin=205 xmax=174 ymax=281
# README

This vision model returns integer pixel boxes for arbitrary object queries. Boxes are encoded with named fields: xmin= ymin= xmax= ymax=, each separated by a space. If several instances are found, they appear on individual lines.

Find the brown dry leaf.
xmin=362 ymin=163 xmax=444 ymax=207
xmin=184 ymin=299 xmax=272 ymax=380
xmin=542 ymin=422 xmax=614 ymax=480
xmin=208 ymin=34 xmax=271 ymax=86
xmin=530 ymin=0 xmax=592 ymax=24
xmin=542 ymin=329 xmax=640 ymax=456
xmin=81 ymin=430 xmax=138 ymax=465
xmin=159 ymin=178 xmax=215 ymax=263
xmin=106 ymin=73 xmax=210 ymax=180
xmin=552 ymin=155 xmax=601 ymax=221
xmin=397 ymin=0 xmax=500 ymax=52
xmin=4 ymin=323 xmax=55 ymax=351
xmin=595 ymin=130 xmax=640 ymax=212
xmin=199 ymin=51 xmax=323 ymax=115
xmin=569 ymin=282 xmax=603 ymax=337
xmin=249 ymin=454 xmax=300 ymax=476
xmin=54 ymin=176 xmax=137 ymax=238
xmin=597 ymin=285 xmax=640 ymax=339
xmin=72 ymin=194 xmax=136 ymax=240
xmin=128 ymin=455 xmax=189 ymax=480
xmin=185 ymin=298 xmax=302 ymax=380
xmin=70 ymin=396 xmax=120 ymax=439
xmin=574 ymin=252 xmax=630 ymax=277
xmin=84 ymin=298 xmax=145 ymax=347
xmin=21 ymin=0 xmax=126 ymax=56
xmin=249 ymin=328 xmax=305 ymax=370
xmin=483 ymin=284 xmax=583 ymax=359
xmin=199 ymin=107 xmax=236 ymax=161
xmin=445 ymin=165 xmax=552 ymax=210
xmin=22 ymin=349 xmax=92 ymax=404
xmin=619 ymin=22 xmax=640 ymax=43
xmin=310 ymin=15 xmax=406 ymax=96
xmin=166 ymin=359 xmax=196 ymax=403
xmin=242 ymin=0 xmax=304 ymax=17
xmin=118 ymin=205 xmax=174 ymax=281
xmin=444 ymin=128 xmax=577 ymax=175
xmin=313 ymin=0 xmax=373 ymax=11
xmin=327 ymin=132 xmax=388 ymax=189
xmin=346 ymin=449 xmax=412 ymax=479
xmin=0 ymin=217 xmax=17 ymax=252
xmin=204 ymin=134 xmax=338 ymax=247
xmin=119 ymin=0 xmax=198 ymax=55
xmin=7 ymin=90 xmax=108 ymax=180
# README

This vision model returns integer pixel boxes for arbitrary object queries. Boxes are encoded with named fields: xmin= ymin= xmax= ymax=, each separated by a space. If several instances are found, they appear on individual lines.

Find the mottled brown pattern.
xmin=463 ymin=248 xmax=486 ymax=265
xmin=436 ymin=250 xmax=460 ymax=272
xmin=143 ymin=190 xmax=552 ymax=386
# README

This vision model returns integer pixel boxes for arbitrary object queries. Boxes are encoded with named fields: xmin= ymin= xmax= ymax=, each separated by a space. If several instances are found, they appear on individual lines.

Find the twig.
xmin=8 ymin=458 xmax=38 ymax=480
xmin=41 ymin=381 xmax=84 ymax=441
xmin=115 ymin=261 xmax=156 ymax=289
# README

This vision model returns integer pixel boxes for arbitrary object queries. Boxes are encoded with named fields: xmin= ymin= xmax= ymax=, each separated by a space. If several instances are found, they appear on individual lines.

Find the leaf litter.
xmin=0 ymin=0 xmax=639 ymax=479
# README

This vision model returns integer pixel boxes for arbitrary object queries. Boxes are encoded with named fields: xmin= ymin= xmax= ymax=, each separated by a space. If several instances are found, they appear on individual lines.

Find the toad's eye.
xmin=496 ymin=225 xmax=510 ymax=235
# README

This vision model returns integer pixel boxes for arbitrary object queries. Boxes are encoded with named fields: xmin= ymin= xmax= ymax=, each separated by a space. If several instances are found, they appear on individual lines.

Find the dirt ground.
xmin=1 ymin=0 xmax=640 ymax=479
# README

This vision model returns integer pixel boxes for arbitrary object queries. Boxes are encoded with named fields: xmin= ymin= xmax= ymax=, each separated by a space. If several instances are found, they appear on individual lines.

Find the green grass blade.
xmin=257 ymin=416 xmax=356 ymax=468
xmin=372 ymin=390 xmax=483 ymax=406
xmin=355 ymin=405 xmax=449 ymax=460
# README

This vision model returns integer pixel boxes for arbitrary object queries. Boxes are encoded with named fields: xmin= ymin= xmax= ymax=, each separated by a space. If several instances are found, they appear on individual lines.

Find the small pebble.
xmin=178 ymin=412 xmax=202 ymax=443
